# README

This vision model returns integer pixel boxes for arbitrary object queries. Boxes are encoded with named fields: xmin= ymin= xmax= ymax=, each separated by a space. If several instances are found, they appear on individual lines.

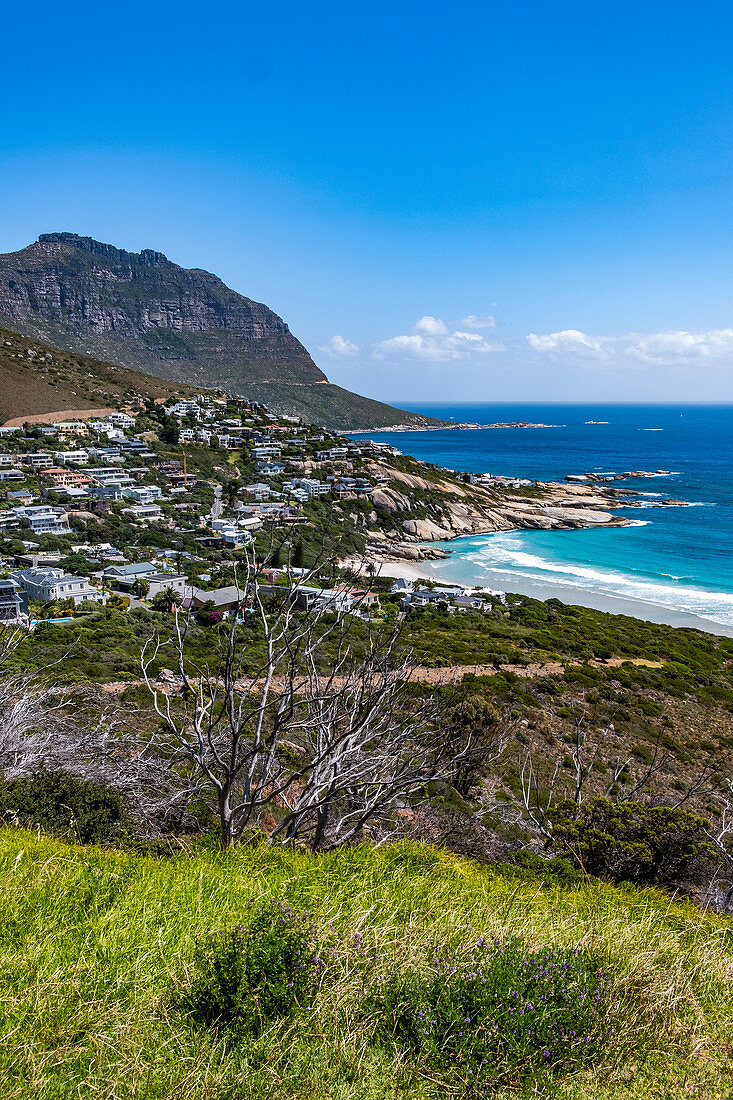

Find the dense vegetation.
xmin=8 ymin=589 xmax=733 ymax=855
xmin=0 ymin=772 xmax=129 ymax=844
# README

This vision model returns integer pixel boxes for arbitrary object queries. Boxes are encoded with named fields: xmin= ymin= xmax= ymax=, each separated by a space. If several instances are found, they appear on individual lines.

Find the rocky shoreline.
xmin=360 ymin=464 xmax=691 ymax=563
xmin=347 ymin=420 xmax=564 ymax=434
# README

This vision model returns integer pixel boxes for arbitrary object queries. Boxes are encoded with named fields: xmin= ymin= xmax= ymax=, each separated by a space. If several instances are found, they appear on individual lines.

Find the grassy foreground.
xmin=1 ymin=829 xmax=732 ymax=1100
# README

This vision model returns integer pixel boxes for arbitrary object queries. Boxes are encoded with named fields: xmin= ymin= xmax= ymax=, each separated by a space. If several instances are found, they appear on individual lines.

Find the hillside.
xmin=0 ymin=233 xmax=442 ymax=430
xmin=0 ymin=325 xmax=201 ymax=423
xmin=0 ymin=830 xmax=730 ymax=1100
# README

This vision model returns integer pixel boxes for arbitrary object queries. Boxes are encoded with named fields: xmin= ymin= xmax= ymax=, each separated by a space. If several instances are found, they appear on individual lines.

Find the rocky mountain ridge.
xmin=0 ymin=233 xmax=440 ymax=430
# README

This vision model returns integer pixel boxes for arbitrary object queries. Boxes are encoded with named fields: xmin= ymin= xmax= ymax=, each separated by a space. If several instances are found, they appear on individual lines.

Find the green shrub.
xmin=549 ymin=797 xmax=717 ymax=888
xmin=369 ymin=938 xmax=615 ymax=1090
xmin=175 ymin=899 xmax=322 ymax=1037
xmin=0 ymin=771 xmax=128 ymax=844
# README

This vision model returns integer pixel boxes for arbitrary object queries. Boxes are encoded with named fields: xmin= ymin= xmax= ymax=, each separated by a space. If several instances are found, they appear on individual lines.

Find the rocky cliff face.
xmin=0 ymin=233 xmax=324 ymax=382
xmin=0 ymin=233 xmax=437 ymax=430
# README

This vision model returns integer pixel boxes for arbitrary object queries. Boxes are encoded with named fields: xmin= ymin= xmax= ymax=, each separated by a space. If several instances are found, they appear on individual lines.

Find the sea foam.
xmin=456 ymin=533 xmax=733 ymax=625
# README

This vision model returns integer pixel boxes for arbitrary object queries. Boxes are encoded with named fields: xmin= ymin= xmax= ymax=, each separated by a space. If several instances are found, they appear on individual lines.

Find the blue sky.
xmin=2 ymin=0 xmax=733 ymax=403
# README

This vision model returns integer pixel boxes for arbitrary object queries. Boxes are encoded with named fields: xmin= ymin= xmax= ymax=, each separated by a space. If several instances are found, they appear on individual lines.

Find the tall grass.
xmin=0 ymin=829 xmax=731 ymax=1099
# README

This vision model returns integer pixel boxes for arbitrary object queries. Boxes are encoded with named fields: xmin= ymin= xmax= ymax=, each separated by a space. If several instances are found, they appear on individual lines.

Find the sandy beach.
xmin=346 ymin=555 xmax=733 ymax=638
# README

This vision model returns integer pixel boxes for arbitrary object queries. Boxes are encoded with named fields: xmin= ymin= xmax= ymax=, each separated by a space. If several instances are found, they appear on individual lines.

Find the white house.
xmin=122 ymin=485 xmax=163 ymax=505
xmin=121 ymin=503 xmax=163 ymax=521
xmin=12 ymin=567 xmax=106 ymax=606
xmin=8 ymin=505 xmax=70 ymax=534
xmin=59 ymin=449 xmax=90 ymax=465
xmin=283 ymin=478 xmax=330 ymax=499
xmin=105 ymin=412 xmax=136 ymax=428
xmin=251 ymin=444 xmax=282 ymax=459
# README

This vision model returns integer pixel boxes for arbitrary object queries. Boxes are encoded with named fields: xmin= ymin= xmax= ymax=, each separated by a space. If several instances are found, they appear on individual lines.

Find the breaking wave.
xmin=445 ymin=533 xmax=733 ymax=626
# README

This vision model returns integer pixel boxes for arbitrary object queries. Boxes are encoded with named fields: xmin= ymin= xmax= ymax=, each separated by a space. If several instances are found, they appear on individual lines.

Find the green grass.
xmin=1 ymin=829 xmax=732 ymax=1099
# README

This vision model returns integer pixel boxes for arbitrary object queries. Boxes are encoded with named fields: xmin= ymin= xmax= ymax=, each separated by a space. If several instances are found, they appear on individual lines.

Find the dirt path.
xmin=410 ymin=655 xmax=662 ymax=685
xmin=101 ymin=656 xmax=663 ymax=695
xmin=3 ymin=406 xmax=115 ymax=427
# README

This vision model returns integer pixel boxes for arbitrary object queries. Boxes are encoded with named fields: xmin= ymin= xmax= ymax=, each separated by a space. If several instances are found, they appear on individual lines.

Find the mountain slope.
xmin=0 ymin=234 xmax=440 ymax=430
xmin=0 ymin=325 xmax=200 ymax=424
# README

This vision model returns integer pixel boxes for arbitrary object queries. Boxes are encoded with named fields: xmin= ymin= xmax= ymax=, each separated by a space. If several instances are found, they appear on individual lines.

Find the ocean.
xmin=356 ymin=404 xmax=733 ymax=631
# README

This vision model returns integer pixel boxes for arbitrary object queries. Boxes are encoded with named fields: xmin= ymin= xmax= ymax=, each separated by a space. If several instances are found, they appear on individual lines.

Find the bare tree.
xmin=518 ymin=692 xmax=672 ymax=840
xmin=140 ymin=554 xmax=468 ymax=850
xmin=0 ymin=623 xmax=193 ymax=834
xmin=517 ymin=688 xmax=733 ymax=873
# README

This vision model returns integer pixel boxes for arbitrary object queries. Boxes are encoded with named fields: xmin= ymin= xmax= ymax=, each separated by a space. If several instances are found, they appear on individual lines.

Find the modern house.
xmin=122 ymin=485 xmax=163 ymax=505
xmin=282 ymin=478 xmax=330 ymax=499
xmin=251 ymin=444 xmax=282 ymax=459
xmin=293 ymin=586 xmax=356 ymax=614
xmin=121 ymin=503 xmax=163 ymax=521
xmin=105 ymin=412 xmax=137 ymax=428
xmin=242 ymin=483 xmax=272 ymax=501
xmin=0 ymin=578 xmax=27 ymax=623
xmin=316 ymin=447 xmax=350 ymax=461
xmin=21 ymin=453 xmax=54 ymax=470
xmin=2 ymin=505 xmax=70 ymax=534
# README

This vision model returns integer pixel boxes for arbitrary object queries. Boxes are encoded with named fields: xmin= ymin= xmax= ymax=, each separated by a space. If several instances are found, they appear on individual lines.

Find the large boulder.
xmin=402 ymin=517 xmax=454 ymax=540
xmin=370 ymin=487 xmax=411 ymax=514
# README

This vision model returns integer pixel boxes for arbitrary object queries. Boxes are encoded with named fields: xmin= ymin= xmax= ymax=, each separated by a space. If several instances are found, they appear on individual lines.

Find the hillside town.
xmin=0 ymin=393 xmax=497 ymax=628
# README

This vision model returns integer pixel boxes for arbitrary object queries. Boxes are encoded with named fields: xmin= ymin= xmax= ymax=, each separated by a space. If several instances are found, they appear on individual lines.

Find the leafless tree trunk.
xmin=140 ymin=552 xmax=469 ymax=850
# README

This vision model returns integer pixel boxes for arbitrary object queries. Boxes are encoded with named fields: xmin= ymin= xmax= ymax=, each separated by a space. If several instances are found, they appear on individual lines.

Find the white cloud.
xmin=527 ymin=329 xmax=605 ymax=355
xmin=375 ymin=316 xmax=505 ymax=362
xmin=414 ymin=315 xmax=449 ymax=336
xmin=377 ymin=334 xmax=427 ymax=356
xmin=319 ymin=334 xmax=359 ymax=358
xmin=460 ymin=314 xmax=497 ymax=329
xmin=449 ymin=330 xmax=484 ymax=344
xmin=525 ymin=325 xmax=733 ymax=368
xmin=629 ymin=328 xmax=733 ymax=363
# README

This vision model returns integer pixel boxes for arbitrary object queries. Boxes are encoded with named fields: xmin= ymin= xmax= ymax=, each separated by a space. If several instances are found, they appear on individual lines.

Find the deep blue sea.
xmin=356 ymin=405 xmax=733 ymax=631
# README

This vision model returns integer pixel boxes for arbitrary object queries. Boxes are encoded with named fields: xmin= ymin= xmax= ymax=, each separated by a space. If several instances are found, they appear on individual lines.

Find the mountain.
xmin=0 ymin=233 xmax=440 ymax=430
xmin=0 ymin=325 xmax=202 ymax=425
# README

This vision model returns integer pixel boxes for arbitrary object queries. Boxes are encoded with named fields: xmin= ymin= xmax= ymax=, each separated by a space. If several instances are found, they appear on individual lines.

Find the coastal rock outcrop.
xmin=370 ymin=487 xmax=411 ymax=514
xmin=402 ymin=518 xmax=455 ymax=540
xmin=363 ymin=478 xmax=635 ymax=565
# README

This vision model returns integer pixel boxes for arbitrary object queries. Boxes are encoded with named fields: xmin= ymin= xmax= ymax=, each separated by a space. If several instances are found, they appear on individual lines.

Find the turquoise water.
xmin=357 ymin=405 xmax=733 ymax=627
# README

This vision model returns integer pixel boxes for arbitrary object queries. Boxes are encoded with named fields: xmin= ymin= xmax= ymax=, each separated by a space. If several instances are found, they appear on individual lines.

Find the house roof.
xmin=191 ymin=585 xmax=244 ymax=607
xmin=104 ymin=562 xmax=158 ymax=577
xmin=14 ymin=568 xmax=85 ymax=586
